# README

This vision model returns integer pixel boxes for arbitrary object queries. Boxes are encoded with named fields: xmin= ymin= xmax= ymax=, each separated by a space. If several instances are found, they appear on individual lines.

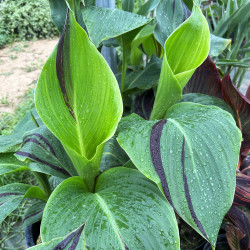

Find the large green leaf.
xmin=117 ymin=102 xmax=242 ymax=246
xmin=150 ymin=3 xmax=210 ymax=119
xmin=40 ymin=168 xmax=179 ymax=249
xmin=0 ymin=183 xmax=31 ymax=224
xmin=0 ymin=153 xmax=29 ymax=175
xmin=35 ymin=8 xmax=123 ymax=190
xmin=180 ymin=93 xmax=235 ymax=117
xmin=81 ymin=6 xmax=152 ymax=47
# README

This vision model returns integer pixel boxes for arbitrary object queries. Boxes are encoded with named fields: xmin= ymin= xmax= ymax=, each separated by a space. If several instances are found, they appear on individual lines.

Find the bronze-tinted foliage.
xmin=233 ymin=174 xmax=250 ymax=207
xmin=226 ymin=207 xmax=250 ymax=249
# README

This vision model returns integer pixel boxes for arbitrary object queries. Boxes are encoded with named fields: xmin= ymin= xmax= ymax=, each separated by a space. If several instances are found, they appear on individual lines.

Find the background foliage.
xmin=0 ymin=0 xmax=59 ymax=48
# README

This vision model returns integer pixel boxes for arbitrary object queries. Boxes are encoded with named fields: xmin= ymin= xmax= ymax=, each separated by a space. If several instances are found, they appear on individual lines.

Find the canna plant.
xmin=0 ymin=0 xmax=245 ymax=249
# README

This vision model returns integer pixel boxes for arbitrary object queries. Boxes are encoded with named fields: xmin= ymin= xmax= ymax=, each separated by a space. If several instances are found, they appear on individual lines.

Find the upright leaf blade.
xmin=117 ymin=103 xmax=241 ymax=246
xmin=35 ymin=8 xmax=123 ymax=190
xmin=137 ymin=0 xmax=160 ymax=15
xmin=150 ymin=4 xmax=210 ymax=119
xmin=81 ymin=6 xmax=152 ymax=47
xmin=122 ymin=0 xmax=134 ymax=12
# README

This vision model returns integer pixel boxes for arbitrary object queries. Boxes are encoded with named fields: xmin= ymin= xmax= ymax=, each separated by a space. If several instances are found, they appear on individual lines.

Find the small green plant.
xmin=0 ymin=72 xmax=13 ymax=76
xmin=0 ymin=94 xmax=9 ymax=105
xmin=0 ymin=0 xmax=248 ymax=249
xmin=9 ymin=45 xmax=25 ymax=53
xmin=9 ymin=54 xmax=18 ymax=60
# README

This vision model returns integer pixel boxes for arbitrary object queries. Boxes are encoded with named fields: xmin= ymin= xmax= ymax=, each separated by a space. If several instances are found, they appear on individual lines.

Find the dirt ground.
xmin=0 ymin=38 xmax=249 ymax=115
xmin=0 ymin=38 xmax=58 ymax=114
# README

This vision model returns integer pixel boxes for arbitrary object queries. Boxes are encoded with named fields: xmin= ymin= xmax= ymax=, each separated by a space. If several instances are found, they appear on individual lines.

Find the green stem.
xmin=33 ymin=172 xmax=51 ymax=198
xmin=121 ymin=37 xmax=128 ymax=93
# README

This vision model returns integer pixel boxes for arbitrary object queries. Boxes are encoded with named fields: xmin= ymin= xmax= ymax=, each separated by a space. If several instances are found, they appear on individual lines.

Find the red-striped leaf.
xmin=226 ymin=224 xmax=245 ymax=250
xmin=221 ymin=75 xmax=250 ymax=158
xmin=227 ymin=206 xmax=250 ymax=249
xmin=233 ymin=174 xmax=250 ymax=206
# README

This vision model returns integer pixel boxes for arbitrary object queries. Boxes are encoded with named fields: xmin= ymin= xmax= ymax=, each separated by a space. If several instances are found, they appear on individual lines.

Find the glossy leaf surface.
xmin=180 ymin=93 xmax=234 ymax=116
xmin=150 ymin=4 xmax=210 ymax=119
xmin=81 ymin=6 xmax=152 ymax=47
xmin=41 ymin=168 xmax=179 ymax=249
xmin=35 ymin=9 xmax=123 ymax=189
xmin=117 ymin=102 xmax=241 ymax=246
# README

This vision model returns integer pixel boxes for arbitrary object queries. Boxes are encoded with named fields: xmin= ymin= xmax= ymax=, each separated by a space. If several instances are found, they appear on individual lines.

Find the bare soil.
xmin=0 ymin=38 xmax=58 ymax=114
xmin=0 ymin=38 xmax=249 ymax=115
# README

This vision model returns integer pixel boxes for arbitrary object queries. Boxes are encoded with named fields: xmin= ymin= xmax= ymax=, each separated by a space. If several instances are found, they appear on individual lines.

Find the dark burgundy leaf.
xmin=183 ymin=56 xmax=223 ymax=99
xmin=227 ymin=206 xmax=250 ymax=249
xmin=246 ymin=85 xmax=250 ymax=100
xmin=135 ymin=89 xmax=154 ymax=120
xmin=221 ymin=75 xmax=250 ymax=160
xmin=226 ymin=223 xmax=244 ymax=250
xmin=240 ymin=156 xmax=250 ymax=172
xmin=241 ymin=166 xmax=250 ymax=177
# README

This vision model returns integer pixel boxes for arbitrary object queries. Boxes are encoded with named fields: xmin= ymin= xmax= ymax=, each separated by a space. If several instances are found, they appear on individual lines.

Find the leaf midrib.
xmin=95 ymin=193 xmax=126 ymax=249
